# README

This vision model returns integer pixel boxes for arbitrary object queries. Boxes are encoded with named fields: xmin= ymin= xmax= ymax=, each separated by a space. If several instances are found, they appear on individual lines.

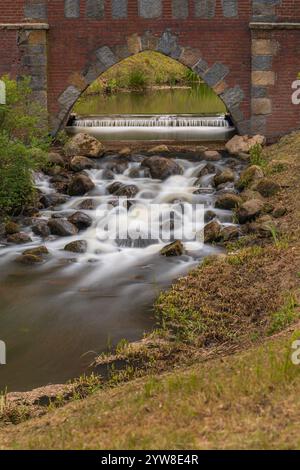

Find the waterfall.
xmin=73 ymin=115 xmax=231 ymax=129
xmin=67 ymin=114 xmax=235 ymax=142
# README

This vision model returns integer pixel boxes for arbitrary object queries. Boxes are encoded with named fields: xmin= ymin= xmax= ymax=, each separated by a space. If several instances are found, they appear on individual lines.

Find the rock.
xmin=204 ymin=210 xmax=217 ymax=223
xmin=7 ymin=233 xmax=32 ymax=244
xmin=202 ymin=150 xmax=222 ymax=161
xmin=68 ymin=174 xmax=95 ymax=196
xmin=64 ymin=240 xmax=88 ymax=254
xmin=240 ymin=189 xmax=264 ymax=202
xmin=78 ymin=199 xmax=97 ymax=210
xmin=70 ymin=156 xmax=96 ymax=172
xmin=115 ymin=184 xmax=139 ymax=198
xmin=118 ymin=147 xmax=132 ymax=157
xmin=204 ymin=220 xmax=222 ymax=243
xmin=196 ymin=163 xmax=216 ymax=178
xmin=15 ymin=254 xmax=44 ymax=265
xmin=68 ymin=212 xmax=93 ymax=230
xmin=225 ymin=134 xmax=266 ymax=155
xmin=215 ymin=193 xmax=243 ymax=210
xmin=107 ymin=182 xmax=123 ymax=194
xmin=237 ymin=165 xmax=264 ymax=189
xmin=48 ymin=219 xmax=78 ymax=237
xmin=43 ymin=165 xmax=64 ymax=177
xmin=237 ymin=199 xmax=265 ymax=224
xmin=64 ymin=133 xmax=105 ymax=158
xmin=247 ymin=215 xmax=274 ymax=238
xmin=143 ymin=156 xmax=183 ymax=180
xmin=5 ymin=221 xmax=20 ymax=235
xmin=160 ymin=240 xmax=184 ymax=257
xmin=128 ymin=167 xmax=147 ymax=179
xmin=148 ymin=145 xmax=170 ymax=154
xmin=23 ymin=246 xmax=49 ymax=256
xmin=102 ymin=169 xmax=115 ymax=180
xmin=272 ymin=206 xmax=287 ymax=218
xmin=32 ymin=221 xmax=51 ymax=238
xmin=220 ymin=226 xmax=240 ymax=241
xmin=214 ymin=169 xmax=235 ymax=187
xmin=107 ymin=182 xmax=139 ymax=198
xmin=255 ymin=178 xmax=281 ymax=197
xmin=40 ymin=193 xmax=69 ymax=209
xmin=48 ymin=152 xmax=65 ymax=167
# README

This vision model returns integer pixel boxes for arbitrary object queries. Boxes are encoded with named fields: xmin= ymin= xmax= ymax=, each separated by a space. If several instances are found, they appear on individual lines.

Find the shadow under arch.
xmin=53 ymin=30 xmax=246 ymax=135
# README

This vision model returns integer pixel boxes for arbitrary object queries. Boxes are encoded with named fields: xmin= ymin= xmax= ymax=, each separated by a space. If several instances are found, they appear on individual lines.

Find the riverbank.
xmin=0 ymin=131 xmax=299 ymax=448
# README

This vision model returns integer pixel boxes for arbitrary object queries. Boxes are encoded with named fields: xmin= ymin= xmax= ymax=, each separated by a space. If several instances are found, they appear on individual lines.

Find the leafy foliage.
xmin=0 ymin=76 xmax=49 ymax=215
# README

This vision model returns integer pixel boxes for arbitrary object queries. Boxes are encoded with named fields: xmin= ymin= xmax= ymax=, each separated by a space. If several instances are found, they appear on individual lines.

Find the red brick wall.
xmin=1 ymin=1 xmax=300 ymax=139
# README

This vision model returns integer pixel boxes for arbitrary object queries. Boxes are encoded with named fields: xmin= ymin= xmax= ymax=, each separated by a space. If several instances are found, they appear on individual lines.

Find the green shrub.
xmin=128 ymin=69 xmax=148 ymax=90
xmin=0 ymin=75 xmax=49 ymax=215
xmin=249 ymin=143 xmax=267 ymax=167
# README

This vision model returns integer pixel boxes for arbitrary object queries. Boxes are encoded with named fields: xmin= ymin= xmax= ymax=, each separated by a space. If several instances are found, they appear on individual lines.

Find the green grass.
xmin=2 ymin=332 xmax=300 ymax=449
xmin=82 ymin=51 xmax=197 ymax=96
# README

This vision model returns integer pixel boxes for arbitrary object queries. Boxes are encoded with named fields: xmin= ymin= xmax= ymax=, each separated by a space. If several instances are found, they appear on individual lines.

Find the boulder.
xmin=143 ymin=156 xmax=183 ymax=180
xmin=215 ymin=193 xmax=243 ymax=210
xmin=48 ymin=152 xmax=65 ymax=167
xmin=214 ymin=169 xmax=235 ymax=187
xmin=220 ymin=226 xmax=240 ymax=242
xmin=32 ymin=221 xmax=51 ymax=238
xmin=15 ymin=254 xmax=45 ymax=265
xmin=78 ymin=199 xmax=97 ymax=210
xmin=255 ymin=178 xmax=281 ymax=197
xmin=160 ymin=240 xmax=184 ymax=257
xmin=118 ymin=147 xmax=132 ymax=157
xmin=40 ymin=193 xmax=69 ymax=209
xmin=68 ymin=174 xmax=95 ymax=196
xmin=64 ymin=133 xmax=105 ymax=158
xmin=204 ymin=220 xmax=222 ymax=243
xmin=202 ymin=150 xmax=222 ymax=161
xmin=106 ymin=158 xmax=129 ymax=174
xmin=237 ymin=165 xmax=264 ymax=189
xmin=225 ymin=135 xmax=266 ymax=155
xmin=237 ymin=199 xmax=265 ymax=224
xmin=48 ymin=219 xmax=78 ymax=237
xmin=68 ymin=212 xmax=93 ymax=230
xmin=64 ymin=240 xmax=88 ymax=254
xmin=70 ymin=156 xmax=96 ymax=172
xmin=23 ymin=246 xmax=49 ymax=256
xmin=7 ymin=233 xmax=32 ymax=244
xmin=107 ymin=182 xmax=139 ymax=198
xmin=204 ymin=210 xmax=217 ymax=223
xmin=5 ymin=221 xmax=20 ymax=235
xmin=102 ymin=169 xmax=115 ymax=180
xmin=148 ymin=145 xmax=170 ymax=154
xmin=196 ymin=163 xmax=216 ymax=178
xmin=247 ymin=215 xmax=274 ymax=238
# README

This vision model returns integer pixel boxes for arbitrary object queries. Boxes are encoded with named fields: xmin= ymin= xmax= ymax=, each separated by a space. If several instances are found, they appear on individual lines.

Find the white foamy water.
xmin=0 ymin=154 xmax=244 ymax=391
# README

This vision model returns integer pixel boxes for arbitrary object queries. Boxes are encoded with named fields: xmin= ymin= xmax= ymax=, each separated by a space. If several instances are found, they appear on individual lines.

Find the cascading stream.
xmin=0 ymin=153 xmax=244 ymax=392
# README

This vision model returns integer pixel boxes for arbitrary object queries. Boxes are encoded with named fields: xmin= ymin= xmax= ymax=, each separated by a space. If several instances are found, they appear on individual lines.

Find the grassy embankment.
xmin=1 ymin=132 xmax=300 ymax=449
xmin=81 ymin=51 xmax=199 ymax=96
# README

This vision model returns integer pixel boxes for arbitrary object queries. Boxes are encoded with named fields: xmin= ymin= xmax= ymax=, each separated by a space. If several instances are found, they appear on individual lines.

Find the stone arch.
xmin=53 ymin=30 xmax=246 ymax=134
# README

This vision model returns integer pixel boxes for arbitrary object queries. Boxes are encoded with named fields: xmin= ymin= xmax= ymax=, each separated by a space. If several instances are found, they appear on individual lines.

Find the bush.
xmin=128 ymin=69 xmax=148 ymax=90
xmin=0 ymin=75 xmax=49 ymax=215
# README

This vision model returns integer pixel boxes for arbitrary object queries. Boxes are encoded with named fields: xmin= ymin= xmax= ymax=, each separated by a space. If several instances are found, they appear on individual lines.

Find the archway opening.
xmin=66 ymin=51 xmax=235 ymax=142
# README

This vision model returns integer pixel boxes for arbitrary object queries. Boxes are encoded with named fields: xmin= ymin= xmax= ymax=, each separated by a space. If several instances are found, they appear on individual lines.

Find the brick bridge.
xmin=1 ymin=1 xmax=300 ymax=140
